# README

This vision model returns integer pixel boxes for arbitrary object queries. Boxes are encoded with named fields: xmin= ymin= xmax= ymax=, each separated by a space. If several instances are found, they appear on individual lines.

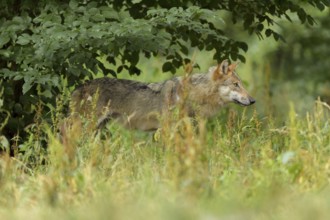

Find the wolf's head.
xmin=210 ymin=60 xmax=255 ymax=106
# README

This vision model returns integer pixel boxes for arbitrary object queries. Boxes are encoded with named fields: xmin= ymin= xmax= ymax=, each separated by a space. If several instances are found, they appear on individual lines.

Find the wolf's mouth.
xmin=233 ymin=99 xmax=250 ymax=106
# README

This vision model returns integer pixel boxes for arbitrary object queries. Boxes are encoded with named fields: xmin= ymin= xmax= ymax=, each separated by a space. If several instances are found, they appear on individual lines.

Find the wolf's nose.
xmin=249 ymin=98 xmax=256 ymax=105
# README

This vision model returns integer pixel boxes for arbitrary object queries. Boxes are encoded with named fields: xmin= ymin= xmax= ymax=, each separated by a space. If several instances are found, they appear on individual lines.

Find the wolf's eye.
xmin=234 ymin=82 xmax=240 ymax=88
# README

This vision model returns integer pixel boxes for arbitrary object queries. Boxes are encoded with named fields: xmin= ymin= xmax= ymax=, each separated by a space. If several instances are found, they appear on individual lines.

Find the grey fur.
xmin=70 ymin=60 xmax=255 ymax=131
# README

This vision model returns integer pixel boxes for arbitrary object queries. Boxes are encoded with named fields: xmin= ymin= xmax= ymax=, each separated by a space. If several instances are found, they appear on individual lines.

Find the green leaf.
xmin=0 ymin=50 xmax=11 ymax=58
xmin=107 ymin=56 xmax=116 ymax=65
xmin=88 ymin=8 xmax=99 ymax=15
xmin=297 ymin=9 xmax=306 ymax=23
xmin=237 ymin=54 xmax=246 ymax=63
xmin=22 ymin=81 xmax=33 ymax=94
xmin=101 ymin=7 xmax=119 ymax=20
xmin=179 ymin=44 xmax=189 ymax=55
xmin=265 ymin=29 xmax=272 ymax=37
xmin=238 ymin=42 xmax=248 ymax=52
xmin=316 ymin=1 xmax=325 ymax=11
xmin=13 ymin=75 xmax=24 ymax=80
xmin=98 ymin=61 xmax=117 ymax=77
xmin=307 ymin=15 xmax=315 ymax=25
xmin=69 ymin=0 xmax=78 ymax=9
xmin=128 ymin=65 xmax=141 ymax=75
xmin=0 ymin=34 xmax=10 ymax=47
xmin=230 ymin=53 xmax=237 ymax=61
xmin=284 ymin=13 xmax=293 ymax=22
xmin=162 ymin=62 xmax=173 ymax=73
xmin=92 ymin=14 xmax=105 ymax=22
xmin=257 ymin=23 xmax=264 ymax=32
xmin=16 ymin=34 xmax=31 ymax=45
xmin=1 ymin=68 xmax=14 ymax=78
xmin=72 ymin=21 xmax=81 ymax=27
xmin=40 ymin=89 xmax=52 ymax=98
xmin=172 ymin=59 xmax=181 ymax=68
xmin=117 ymin=65 xmax=125 ymax=73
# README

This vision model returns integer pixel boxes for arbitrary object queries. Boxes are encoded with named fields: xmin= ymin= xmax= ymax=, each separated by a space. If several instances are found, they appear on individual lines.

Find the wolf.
xmin=70 ymin=60 xmax=255 ymax=131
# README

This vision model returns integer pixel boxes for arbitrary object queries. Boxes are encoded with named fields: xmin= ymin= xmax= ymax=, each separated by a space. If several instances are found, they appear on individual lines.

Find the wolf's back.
xmin=70 ymin=77 xmax=177 ymax=130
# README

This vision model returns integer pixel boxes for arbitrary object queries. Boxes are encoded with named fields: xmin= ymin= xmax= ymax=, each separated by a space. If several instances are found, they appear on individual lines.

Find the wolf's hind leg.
xmin=97 ymin=116 xmax=110 ymax=130
xmin=95 ymin=117 xmax=112 ymax=140
xmin=96 ymin=112 xmax=122 ymax=139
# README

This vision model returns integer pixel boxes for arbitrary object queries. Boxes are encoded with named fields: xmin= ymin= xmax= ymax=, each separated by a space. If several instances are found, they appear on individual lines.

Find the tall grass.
xmin=1 ymin=86 xmax=330 ymax=220
xmin=1 ymin=57 xmax=330 ymax=219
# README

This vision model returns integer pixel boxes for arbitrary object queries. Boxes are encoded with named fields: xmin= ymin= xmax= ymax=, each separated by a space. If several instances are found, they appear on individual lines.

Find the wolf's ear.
xmin=220 ymin=59 xmax=229 ymax=75
xmin=228 ymin=61 xmax=239 ymax=72
xmin=212 ymin=60 xmax=229 ymax=80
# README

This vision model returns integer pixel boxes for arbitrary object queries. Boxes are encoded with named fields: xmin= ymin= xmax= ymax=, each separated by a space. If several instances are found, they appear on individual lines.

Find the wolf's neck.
xmin=174 ymin=75 xmax=223 ymax=117
xmin=186 ymin=74 xmax=217 ymax=101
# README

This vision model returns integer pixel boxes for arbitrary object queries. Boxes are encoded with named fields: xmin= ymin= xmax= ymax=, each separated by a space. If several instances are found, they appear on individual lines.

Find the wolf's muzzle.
xmin=249 ymin=97 xmax=256 ymax=105
xmin=233 ymin=97 xmax=256 ymax=106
